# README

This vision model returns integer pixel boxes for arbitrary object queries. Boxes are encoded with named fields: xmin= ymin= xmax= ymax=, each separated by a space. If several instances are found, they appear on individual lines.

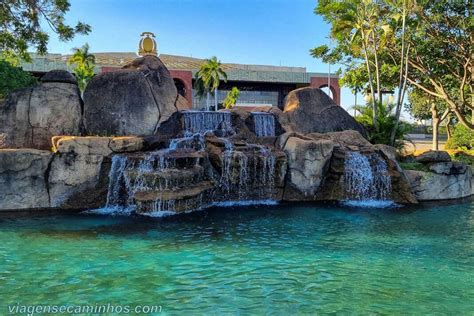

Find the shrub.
xmin=354 ymin=102 xmax=412 ymax=150
xmin=0 ymin=60 xmax=37 ymax=99
xmin=445 ymin=124 xmax=474 ymax=150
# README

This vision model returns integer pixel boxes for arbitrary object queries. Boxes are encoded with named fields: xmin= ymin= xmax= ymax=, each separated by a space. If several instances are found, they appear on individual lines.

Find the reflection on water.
xmin=0 ymin=202 xmax=473 ymax=314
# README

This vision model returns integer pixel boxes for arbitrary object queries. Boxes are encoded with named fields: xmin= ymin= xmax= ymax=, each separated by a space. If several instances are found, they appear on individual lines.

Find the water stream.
xmin=252 ymin=112 xmax=275 ymax=137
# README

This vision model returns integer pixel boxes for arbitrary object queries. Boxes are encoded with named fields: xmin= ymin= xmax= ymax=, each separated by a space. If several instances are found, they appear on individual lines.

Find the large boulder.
xmin=415 ymin=150 xmax=451 ymax=163
xmin=83 ymin=55 xmax=178 ymax=136
xmin=0 ymin=71 xmax=82 ymax=150
xmin=286 ymin=130 xmax=417 ymax=204
xmin=40 ymin=70 xmax=77 ymax=84
xmin=280 ymin=132 xmax=334 ymax=200
xmin=406 ymin=165 xmax=473 ymax=200
xmin=0 ymin=149 xmax=53 ymax=210
xmin=48 ymin=136 xmax=144 ymax=208
xmin=48 ymin=153 xmax=110 ymax=208
xmin=279 ymin=87 xmax=366 ymax=136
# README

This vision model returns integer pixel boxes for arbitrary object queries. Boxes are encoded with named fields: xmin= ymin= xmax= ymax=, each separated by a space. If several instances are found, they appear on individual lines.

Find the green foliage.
xmin=67 ymin=43 xmax=95 ymax=92
xmin=450 ymin=151 xmax=474 ymax=168
xmin=313 ymin=0 xmax=472 ymax=132
xmin=0 ymin=0 xmax=91 ymax=61
xmin=354 ymin=102 xmax=412 ymax=150
xmin=445 ymin=124 xmax=474 ymax=150
xmin=398 ymin=162 xmax=429 ymax=172
xmin=0 ymin=60 xmax=37 ymax=99
xmin=223 ymin=87 xmax=240 ymax=109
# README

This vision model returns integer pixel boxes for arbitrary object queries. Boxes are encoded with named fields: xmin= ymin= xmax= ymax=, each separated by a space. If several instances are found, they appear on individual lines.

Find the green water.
xmin=1 ymin=202 xmax=473 ymax=315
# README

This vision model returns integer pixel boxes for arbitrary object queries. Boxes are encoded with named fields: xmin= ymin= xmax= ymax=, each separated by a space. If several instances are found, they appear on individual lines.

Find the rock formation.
xmin=280 ymin=130 xmax=417 ymax=204
xmin=83 ymin=55 xmax=178 ymax=136
xmin=2 ymin=53 xmax=474 ymax=214
xmin=406 ymin=151 xmax=474 ymax=200
xmin=279 ymin=87 xmax=366 ymax=136
xmin=0 ymin=70 xmax=82 ymax=150
xmin=0 ymin=149 xmax=53 ymax=210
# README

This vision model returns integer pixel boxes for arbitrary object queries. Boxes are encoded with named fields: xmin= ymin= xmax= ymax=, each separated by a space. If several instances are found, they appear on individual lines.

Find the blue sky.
xmin=46 ymin=0 xmax=357 ymax=111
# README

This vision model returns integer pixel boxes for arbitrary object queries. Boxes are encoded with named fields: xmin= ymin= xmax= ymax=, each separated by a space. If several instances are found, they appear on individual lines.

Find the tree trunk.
xmin=446 ymin=118 xmax=452 ymax=140
xmin=206 ymin=91 xmax=210 ymax=111
xmin=431 ymin=103 xmax=440 ymax=150
xmin=215 ymin=88 xmax=218 ymax=112
xmin=361 ymin=37 xmax=377 ymax=128
xmin=372 ymin=32 xmax=382 ymax=106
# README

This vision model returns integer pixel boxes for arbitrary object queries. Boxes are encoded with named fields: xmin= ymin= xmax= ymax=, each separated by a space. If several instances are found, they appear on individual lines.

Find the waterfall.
xmin=344 ymin=152 xmax=392 ymax=203
xmin=252 ymin=112 xmax=275 ymax=137
xmin=105 ymin=155 xmax=129 ymax=207
xmin=219 ymin=145 xmax=279 ymax=201
xmin=182 ymin=111 xmax=232 ymax=135
xmin=169 ymin=134 xmax=205 ymax=150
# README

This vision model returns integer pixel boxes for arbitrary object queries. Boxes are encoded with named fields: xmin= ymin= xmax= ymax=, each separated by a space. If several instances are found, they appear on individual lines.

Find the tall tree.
xmin=194 ymin=56 xmax=228 ymax=111
xmin=0 ymin=0 xmax=91 ymax=61
xmin=312 ymin=0 xmax=390 ymax=127
xmin=67 ymin=43 xmax=95 ymax=93
xmin=391 ymin=0 xmax=472 ymax=130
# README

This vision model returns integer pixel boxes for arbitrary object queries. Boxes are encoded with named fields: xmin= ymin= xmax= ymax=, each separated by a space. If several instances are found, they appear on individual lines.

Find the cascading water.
xmin=219 ymin=144 xmax=278 ymax=201
xmin=252 ymin=112 xmax=275 ymax=137
xmin=344 ymin=151 xmax=393 ymax=207
xmin=95 ymin=110 xmax=284 ymax=216
xmin=182 ymin=111 xmax=232 ymax=135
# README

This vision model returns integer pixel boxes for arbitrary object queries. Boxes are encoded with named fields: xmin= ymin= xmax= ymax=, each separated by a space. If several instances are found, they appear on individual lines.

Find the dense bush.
xmin=0 ymin=60 xmax=37 ymax=99
xmin=445 ymin=124 xmax=474 ymax=150
xmin=354 ymin=102 xmax=412 ymax=150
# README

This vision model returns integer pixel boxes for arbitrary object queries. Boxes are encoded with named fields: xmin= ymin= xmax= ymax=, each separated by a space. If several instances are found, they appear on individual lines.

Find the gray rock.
xmin=415 ymin=150 xmax=451 ymax=163
xmin=83 ymin=55 xmax=178 ymax=136
xmin=40 ymin=70 xmax=77 ymax=84
xmin=406 ymin=167 xmax=473 ymax=200
xmin=0 ymin=149 xmax=53 ymax=210
xmin=282 ymin=134 xmax=334 ymax=200
xmin=49 ymin=153 xmax=110 ymax=208
xmin=374 ymin=144 xmax=398 ymax=161
xmin=428 ymin=161 xmax=467 ymax=175
xmin=0 ymin=81 xmax=82 ymax=150
xmin=279 ymin=87 xmax=366 ymax=136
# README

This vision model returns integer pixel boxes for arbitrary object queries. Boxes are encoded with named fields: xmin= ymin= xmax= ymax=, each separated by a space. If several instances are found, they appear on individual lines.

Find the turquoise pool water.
xmin=1 ymin=202 xmax=473 ymax=315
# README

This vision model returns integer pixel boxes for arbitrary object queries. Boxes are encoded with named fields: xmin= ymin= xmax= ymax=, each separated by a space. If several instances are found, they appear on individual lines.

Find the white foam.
xmin=140 ymin=210 xmax=177 ymax=218
xmin=84 ymin=206 xmax=134 ymax=216
xmin=342 ymin=200 xmax=399 ymax=208
xmin=212 ymin=200 xmax=279 ymax=207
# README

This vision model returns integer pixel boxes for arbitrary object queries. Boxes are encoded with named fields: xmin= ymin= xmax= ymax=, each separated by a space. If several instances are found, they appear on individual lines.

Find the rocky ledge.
xmin=405 ymin=151 xmax=474 ymax=201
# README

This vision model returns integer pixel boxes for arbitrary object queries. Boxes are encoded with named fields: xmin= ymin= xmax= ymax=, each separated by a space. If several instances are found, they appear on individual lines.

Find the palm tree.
xmin=194 ymin=56 xmax=227 ymax=111
xmin=67 ymin=43 xmax=95 ymax=93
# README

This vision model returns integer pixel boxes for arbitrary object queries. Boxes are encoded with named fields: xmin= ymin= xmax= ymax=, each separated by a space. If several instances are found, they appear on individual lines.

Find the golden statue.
xmin=138 ymin=32 xmax=157 ymax=56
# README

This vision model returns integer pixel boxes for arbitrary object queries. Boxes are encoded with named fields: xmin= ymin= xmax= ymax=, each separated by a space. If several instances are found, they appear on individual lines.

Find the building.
xmin=21 ymin=52 xmax=340 ymax=109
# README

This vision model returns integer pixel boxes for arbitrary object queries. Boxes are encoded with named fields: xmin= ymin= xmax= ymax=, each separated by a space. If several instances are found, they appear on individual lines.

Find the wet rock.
xmin=0 ymin=149 xmax=53 ymax=210
xmin=83 ymin=55 xmax=178 ymax=136
xmin=279 ymin=87 xmax=366 ymax=136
